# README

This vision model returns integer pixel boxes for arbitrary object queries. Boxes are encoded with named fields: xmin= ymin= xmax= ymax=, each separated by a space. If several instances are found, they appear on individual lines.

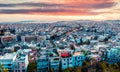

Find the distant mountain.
xmin=105 ymin=20 xmax=120 ymax=23
xmin=18 ymin=20 xmax=37 ymax=23
xmin=0 ymin=20 xmax=120 ymax=24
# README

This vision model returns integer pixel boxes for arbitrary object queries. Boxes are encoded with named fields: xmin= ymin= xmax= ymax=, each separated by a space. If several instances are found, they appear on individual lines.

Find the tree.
xmin=0 ymin=64 xmax=4 ymax=71
xmin=63 ymin=67 xmax=73 ymax=72
xmin=2 ymin=68 xmax=9 ymax=72
xmin=85 ymin=39 xmax=90 ymax=45
xmin=48 ymin=68 xmax=53 ymax=72
xmin=100 ymin=61 xmax=120 ymax=72
xmin=0 ymin=64 xmax=9 ymax=72
xmin=27 ymin=61 xmax=37 ymax=72
xmin=70 ymin=44 xmax=75 ymax=50
xmin=0 ymin=30 xmax=4 ymax=36
xmin=81 ymin=50 xmax=88 ymax=56
xmin=10 ymin=28 xmax=16 ymax=34
xmin=82 ymin=61 xmax=90 ymax=66
xmin=104 ymin=37 xmax=108 ymax=42
xmin=74 ymin=67 xmax=82 ymax=72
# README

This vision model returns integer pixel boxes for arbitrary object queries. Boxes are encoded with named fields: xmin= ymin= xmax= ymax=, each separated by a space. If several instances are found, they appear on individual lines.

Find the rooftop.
xmin=0 ymin=53 xmax=16 ymax=60
xmin=16 ymin=54 xmax=27 ymax=61
xmin=73 ymin=52 xmax=82 ymax=56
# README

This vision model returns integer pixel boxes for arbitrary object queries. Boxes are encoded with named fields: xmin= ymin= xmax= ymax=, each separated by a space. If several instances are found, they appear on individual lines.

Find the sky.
xmin=0 ymin=0 xmax=120 ymax=22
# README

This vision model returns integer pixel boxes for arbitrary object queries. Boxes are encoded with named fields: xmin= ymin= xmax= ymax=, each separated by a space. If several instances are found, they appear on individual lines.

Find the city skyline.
xmin=0 ymin=0 xmax=120 ymax=22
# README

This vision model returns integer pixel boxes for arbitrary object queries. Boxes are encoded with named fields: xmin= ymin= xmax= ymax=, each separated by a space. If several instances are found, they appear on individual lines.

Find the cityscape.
xmin=0 ymin=0 xmax=120 ymax=72
xmin=0 ymin=20 xmax=120 ymax=72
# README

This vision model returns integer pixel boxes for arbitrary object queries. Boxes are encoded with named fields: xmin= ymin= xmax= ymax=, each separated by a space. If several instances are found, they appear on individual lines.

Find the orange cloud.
xmin=0 ymin=0 xmax=119 ymax=21
xmin=0 ymin=0 xmax=117 ymax=16
xmin=41 ymin=0 xmax=117 ymax=4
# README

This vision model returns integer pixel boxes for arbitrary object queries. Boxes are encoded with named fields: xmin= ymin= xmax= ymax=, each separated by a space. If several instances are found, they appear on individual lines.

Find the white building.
xmin=49 ymin=56 xmax=60 ymax=72
xmin=61 ymin=57 xmax=73 ymax=70
xmin=1 ymin=35 xmax=16 ymax=45
xmin=107 ymin=48 xmax=120 ymax=63
xmin=14 ymin=53 xmax=29 ymax=72
xmin=21 ymin=35 xmax=37 ymax=43
xmin=87 ymin=49 xmax=101 ymax=62
xmin=73 ymin=52 xmax=85 ymax=67
xmin=37 ymin=55 xmax=49 ymax=72
xmin=0 ymin=53 xmax=17 ymax=72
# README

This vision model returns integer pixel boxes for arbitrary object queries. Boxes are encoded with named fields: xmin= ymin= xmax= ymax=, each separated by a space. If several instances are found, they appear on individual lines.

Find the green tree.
xmin=100 ymin=61 xmax=120 ymax=72
xmin=81 ymin=50 xmax=88 ymax=56
xmin=27 ymin=61 xmax=37 ymax=72
xmin=0 ymin=64 xmax=4 ymax=72
xmin=0 ymin=64 xmax=9 ymax=72
xmin=48 ymin=68 xmax=53 ymax=72
xmin=63 ymin=67 xmax=73 ymax=72
xmin=2 ymin=68 xmax=9 ymax=72
xmin=70 ymin=44 xmax=75 ymax=50
xmin=74 ymin=67 xmax=82 ymax=72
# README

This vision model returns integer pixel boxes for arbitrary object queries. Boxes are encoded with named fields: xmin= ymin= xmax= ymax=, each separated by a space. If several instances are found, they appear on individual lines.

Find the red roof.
xmin=61 ymin=52 xmax=69 ymax=57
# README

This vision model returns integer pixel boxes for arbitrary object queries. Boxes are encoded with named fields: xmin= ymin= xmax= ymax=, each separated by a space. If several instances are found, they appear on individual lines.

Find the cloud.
xmin=0 ymin=0 xmax=117 ymax=15
xmin=0 ymin=3 xmax=64 ymax=7
xmin=0 ymin=1 xmax=116 ymax=8
xmin=0 ymin=8 xmax=85 ymax=15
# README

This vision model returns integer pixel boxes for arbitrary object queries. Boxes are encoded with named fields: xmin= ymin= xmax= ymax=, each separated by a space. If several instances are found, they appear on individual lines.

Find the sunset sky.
xmin=0 ymin=0 xmax=120 ymax=22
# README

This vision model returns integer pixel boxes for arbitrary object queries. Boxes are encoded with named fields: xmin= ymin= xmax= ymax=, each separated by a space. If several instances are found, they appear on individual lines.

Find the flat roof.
xmin=88 ymin=54 xmax=100 ymax=58
xmin=73 ymin=52 xmax=82 ymax=56
xmin=0 ymin=53 xmax=16 ymax=60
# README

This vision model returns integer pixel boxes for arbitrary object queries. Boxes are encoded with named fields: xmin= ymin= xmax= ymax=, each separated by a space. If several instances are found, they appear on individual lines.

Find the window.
xmin=22 ymin=62 xmax=24 ymax=64
xmin=64 ymin=63 xmax=66 ymax=65
xmin=75 ymin=57 xmax=77 ymax=60
xmin=81 ymin=57 xmax=83 ymax=59
xmin=8 ymin=64 xmax=11 ymax=66
xmin=67 ymin=58 xmax=69 ymax=61
xmin=8 ymin=68 xmax=11 ymax=69
xmin=9 ymin=70 xmax=13 ymax=72
xmin=22 ymin=69 xmax=25 ymax=72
